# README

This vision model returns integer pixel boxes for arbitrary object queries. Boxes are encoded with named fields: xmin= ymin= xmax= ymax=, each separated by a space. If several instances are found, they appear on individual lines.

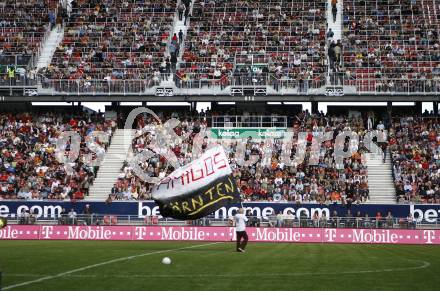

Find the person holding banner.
xmin=235 ymin=208 xmax=249 ymax=253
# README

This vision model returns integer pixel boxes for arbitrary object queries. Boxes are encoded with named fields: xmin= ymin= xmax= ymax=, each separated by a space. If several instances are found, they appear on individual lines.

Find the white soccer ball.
xmin=162 ymin=257 xmax=171 ymax=265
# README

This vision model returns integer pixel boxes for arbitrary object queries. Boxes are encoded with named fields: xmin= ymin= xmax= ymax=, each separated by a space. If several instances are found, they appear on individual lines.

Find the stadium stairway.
xmin=160 ymin=0 xmax=194 ymax=87
xmin=326 ymin=0 xmax=343 ymax=41
xmin=174 ymin=0 xmax=193 ymax=62
xmin=87 ymin=129 xmax=135 ymax=200
xmin=325 ymin=0 xmax=343 ymax=85
xmin=36 ymin=25 xmax=64 ymax=69
xmin=160 ymin=0 xmax=194 ymax=86
xmin=365 ymin=152 xmax=397 ymax=204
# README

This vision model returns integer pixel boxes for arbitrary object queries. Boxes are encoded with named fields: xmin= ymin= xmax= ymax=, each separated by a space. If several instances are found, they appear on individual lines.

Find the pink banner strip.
xmin=1 ymin=225 xmax=439 ymax=245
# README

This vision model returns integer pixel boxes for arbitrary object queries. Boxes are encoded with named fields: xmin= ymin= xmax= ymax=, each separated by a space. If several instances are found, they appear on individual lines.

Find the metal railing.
xmin=0 ymin=74 xmax=38 ymax=87
xmin=10 ymin=214 xmax=437 ymax=229
xmin=38 ymin=73 xmax=326 ymax=95
xmin=340 ymin=77 xmax=440 ymax=95
xmin=211 ymin=116 xmax=288 ymax=128
xmin=10 ymin=73 xmax=440 ymax=95
xmin=40 ymin=78 xmax=156 ymax=95
xmin=0 ymin=54 xmax=36 ymax=68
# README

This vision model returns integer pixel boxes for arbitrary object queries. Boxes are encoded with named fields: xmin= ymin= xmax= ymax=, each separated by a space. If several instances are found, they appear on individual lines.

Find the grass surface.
xmin=0 ymin=241 xmax=439 ymax=291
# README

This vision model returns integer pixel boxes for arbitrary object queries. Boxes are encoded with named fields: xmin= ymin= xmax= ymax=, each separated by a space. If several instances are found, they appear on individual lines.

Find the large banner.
xmin=1 ymin=225 xmax=439 ymax=245
xmin=0 ymin=201 xmax=440 ymax=223
xmin=152 ymin=146 xmax=241 ymax=219
xmin=210 ymin=128 xmax=286 ymax=139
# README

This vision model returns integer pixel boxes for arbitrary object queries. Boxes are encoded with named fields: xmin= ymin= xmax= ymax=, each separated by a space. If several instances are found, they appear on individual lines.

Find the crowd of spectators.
xmin=0 ymin=0 xmax=57 ymax=57
xmin=342 ymin=0 xmax=440 ymax=93
xmin=113 ymin=111 xmax=370 ymax=204
xmin=179 ymin=0 xmax=327 ymax=90
xmin=234 ymin=112 xmax=370 ymax=204
xmin=2 ymin=108 xmax=439 ymax=205
xmin=5 ymin=0 xmax=440 ymax=95
xmin=0 ymin=111 xmax=116 ymax=200
xmin=389 ymin=116 xmax=440 ymax=203
xmin=41 ymin=0 xmax=176 ymax=91
xmin=0 ymin=0 xmax=58 ymax=85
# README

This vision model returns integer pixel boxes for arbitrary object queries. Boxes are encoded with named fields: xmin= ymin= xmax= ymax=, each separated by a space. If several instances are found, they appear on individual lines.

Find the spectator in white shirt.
xmin=68 ymin=208 xmax=77 ymax=225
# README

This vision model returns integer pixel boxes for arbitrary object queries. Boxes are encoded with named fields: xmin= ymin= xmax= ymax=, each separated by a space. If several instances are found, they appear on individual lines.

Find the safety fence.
xmin=9 ymin=214 xmax=437 ymax=230
xmin=2 ymin=72 xmax=440 ymax=96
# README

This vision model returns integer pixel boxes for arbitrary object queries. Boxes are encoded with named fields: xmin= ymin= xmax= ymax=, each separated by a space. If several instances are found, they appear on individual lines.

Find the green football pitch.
xmin=0 ymin=241 xmax=439 ymax=291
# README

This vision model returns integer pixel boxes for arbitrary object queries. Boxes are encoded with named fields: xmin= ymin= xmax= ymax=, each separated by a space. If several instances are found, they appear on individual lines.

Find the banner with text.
xmin=210 ymin=128 xmax=286 ymax=139
xmin=1 ymin=225 xmax=439 ymax=245
xmin=152 ymin=146 xmax=241 ymax=219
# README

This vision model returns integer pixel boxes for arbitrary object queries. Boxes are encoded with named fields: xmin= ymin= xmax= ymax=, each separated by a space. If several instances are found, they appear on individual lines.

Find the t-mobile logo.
xmin=41 ymin=226 xmax=53 ymax=239
xmin=423 ymin=230 xmax=436 ymax=244
xmin=135 ymin=227 xmax=147 ymax=240
xmin=325 ymin=229 xmax=337 ymax=242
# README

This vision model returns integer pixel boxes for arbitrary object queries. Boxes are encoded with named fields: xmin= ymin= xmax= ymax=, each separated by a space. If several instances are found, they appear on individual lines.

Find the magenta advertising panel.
xmin=1 ymin=225 xmax=439 ymax=245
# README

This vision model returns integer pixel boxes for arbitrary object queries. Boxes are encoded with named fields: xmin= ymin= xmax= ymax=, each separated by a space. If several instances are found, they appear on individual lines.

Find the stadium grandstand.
xmin=0 ymin=0 xmax=437 ymax=202
xmin=1 ymin=1 xmax=440 ymax=290
xmin=0 ymin=0 xmax=438 ymax=98
xmin=0 ymin=107 xmax=438 ymax=206
xmin=0 ymin=0 xmax=438 ymax=204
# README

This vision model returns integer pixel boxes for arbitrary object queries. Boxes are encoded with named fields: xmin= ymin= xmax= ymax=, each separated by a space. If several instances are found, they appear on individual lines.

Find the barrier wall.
xmin=1 ymin=201 xmax=440 ymax=222
xmin=1 ymin=225 xmax=439 ymax=245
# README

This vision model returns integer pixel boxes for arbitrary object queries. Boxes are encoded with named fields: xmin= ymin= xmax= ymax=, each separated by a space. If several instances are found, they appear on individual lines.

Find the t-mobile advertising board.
xmin=1 ymin=225 xmax=439 ymax=245
xmin=1 ymin=201 xmax=440 ymax=223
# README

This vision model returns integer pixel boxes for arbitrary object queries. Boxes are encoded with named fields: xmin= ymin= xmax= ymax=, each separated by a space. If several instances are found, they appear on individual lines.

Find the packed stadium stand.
xmin=180 ymin=0 xmax=327 ymax=90
xmin=0 ymin=0 xmax=59 ymax=85
xmin=0 ymin=111 xmax=115 ymax=200
xmin=0 ymin=0 xmax=440 ymax=96
xmin=110 ymin=111 xmax=369 ymax=204
xmin=342 ymin=0 xmax=440 ymax=93
xmin=41 ymin=0 xmax=177 ymax=92
xmin=0 ymin=0 xmax=439 ymax=206
xmin=1 ymin=107 xmax=438 ymax=205
xmin=389 ymin=116 xmax=440 ymax=203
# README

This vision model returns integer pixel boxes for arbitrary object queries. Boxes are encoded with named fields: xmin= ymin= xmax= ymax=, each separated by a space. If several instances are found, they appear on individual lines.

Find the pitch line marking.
xmin=2 ymin=242 xmax=221 ymax=290
xmin=4 ymin=259 xmax=430 ymax=281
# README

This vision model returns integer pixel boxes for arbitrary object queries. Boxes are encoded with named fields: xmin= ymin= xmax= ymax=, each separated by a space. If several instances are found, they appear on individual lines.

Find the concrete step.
xmin=369 ymin=191 xmax=396 ymax=193
xmin=369 ymin=189 xmax=395 ymax=191
xmin=91 ymin=178 xmax=121 ymax=182
xmin=98 ymin=161 xmax=124 ymax=165
xmin=368 ymin=181 xmax=394 ymax=184
xmin=96 ymin=171 xmax=123 ymax=175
